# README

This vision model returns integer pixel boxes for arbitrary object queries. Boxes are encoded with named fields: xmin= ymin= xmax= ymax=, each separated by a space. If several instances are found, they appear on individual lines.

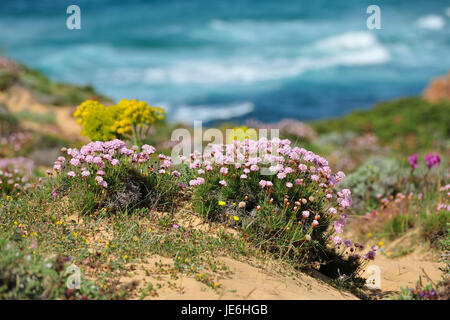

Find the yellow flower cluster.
xmin=110 ymin=99 xmax=166 ymax=136
xmin=73 ymin=99 xmax=166 ymax=141
xmin=227 ymin=126 xmax=258 ymax=143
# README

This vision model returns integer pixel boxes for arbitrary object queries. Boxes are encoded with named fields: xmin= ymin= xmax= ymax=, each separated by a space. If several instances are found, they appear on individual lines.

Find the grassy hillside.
xmin=311 ymin=97 xmax=450 ymax=152
xmin=0 ymin=58 xmax=448 ymax=300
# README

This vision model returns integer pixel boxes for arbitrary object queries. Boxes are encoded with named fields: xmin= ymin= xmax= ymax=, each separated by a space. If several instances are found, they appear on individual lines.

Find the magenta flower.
xmin=408 ymin=153 xmax=418 ymax=170
xmin=425 ymin=153 xmax=440 ymax=169
xmin=172 ymin=170 xmax=181 ymax=177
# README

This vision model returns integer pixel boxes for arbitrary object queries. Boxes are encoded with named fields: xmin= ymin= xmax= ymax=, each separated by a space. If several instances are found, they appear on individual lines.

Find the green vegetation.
xmin=311 ymin=97 xmax=450 ymax=153
xmin=1 ymin=56 xmax=449 ymax=300
xmin=0 ymin=60 xmax=110 ymax=106
xmin=15 ymin=109 xmax=55 ymax=125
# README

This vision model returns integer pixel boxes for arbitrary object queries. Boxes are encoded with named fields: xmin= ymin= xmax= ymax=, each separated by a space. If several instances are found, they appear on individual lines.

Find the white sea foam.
xmin=41 ymin=31 xmax=389 ymax=93
xmin=134 ymin=32 xmax=389 ymax=85
xmin=170 ymin=102 xmax=254 ymax=123
xmin=416 ymin=14 xmax=445 ymax=30
xmin=313 ymin=31 xmax=390 ymax=66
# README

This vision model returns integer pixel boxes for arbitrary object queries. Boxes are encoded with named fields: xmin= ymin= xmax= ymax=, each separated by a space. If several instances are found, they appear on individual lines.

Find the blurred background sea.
xmin=0 ymin=0 xmax=449 ymax=124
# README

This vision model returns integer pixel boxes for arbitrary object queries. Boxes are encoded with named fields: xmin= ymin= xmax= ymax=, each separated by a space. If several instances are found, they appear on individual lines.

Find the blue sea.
xmin=1 ymin=0 xmax=449 ymax=124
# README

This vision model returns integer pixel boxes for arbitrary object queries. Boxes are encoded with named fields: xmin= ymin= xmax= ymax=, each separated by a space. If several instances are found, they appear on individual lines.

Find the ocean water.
xmin=0 ymin=0 xmax=449 ymax=124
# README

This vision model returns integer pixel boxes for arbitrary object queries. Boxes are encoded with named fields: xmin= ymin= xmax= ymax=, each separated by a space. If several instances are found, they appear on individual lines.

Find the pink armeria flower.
xmin=95 ymin=176 xmax=104 ymax=184
xmin=67 ymin=171 xmax=76 ymax=178
xmin=286 ymin=182 xmax=293 ymax=188
xmin=333 ymin=236 xmax=342 ymax=245
xmin=97 ymin=170 xmax=105 ymax=176
xmin=81 ymin=170 xmax=90 ymax=177
xmin=219 ymin=180 xmax=227 ymax=187
xmin=240 ymin=174 xmax=247 ymax=180
xmin=85 ymin=155 xmax=94 ymax=163
xmin=284 ymin=167 xmax=293 ymax=174
xmin=333 ymin=221 xmax=344 ymax=234
xmin=259 ymin=180 xmax=267 ymax=188
xmin=70 ymin=158 xmax=81 ymax=166
xmin=220 ymin=167 xmax=228 ymax=175
xmin=302 ymin=211 xmax=310 ymax=218
xmin=172 ymin=170 xmax=181 ymax=177
xmin=92 ymin=156 xmax=103 ymax=164
xmin=277 ymin=172 xmax=286 ymax=179
xmin=111 ymin=159 xmax=119 ymax=166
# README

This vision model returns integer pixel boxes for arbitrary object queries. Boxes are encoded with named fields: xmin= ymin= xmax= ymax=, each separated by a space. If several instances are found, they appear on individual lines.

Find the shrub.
xmin=340 ymin=156 xmax=409 ymax=213
xmin=0 ymin=236 xmax=65 ymax=299
xmin=51 ymin=140 xmax=183 ymax=214
xmin=0 ymin=236 xmax=106 ymax=300
xmin=185 ymin=138 xmax=374 ymax=273
xmin=73 ymin=99 xmax=166 ymax=144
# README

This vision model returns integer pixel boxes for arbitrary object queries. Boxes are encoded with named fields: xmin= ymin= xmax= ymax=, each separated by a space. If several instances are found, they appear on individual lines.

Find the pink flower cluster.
xmin=436 ymin=184 xmax=450 ymax=212
xmin=0 ymin=157 xmax=35 ymax=193
xmin=409 ymin=152 xmax=441 ymax=171
xmin=425 ymin=152 xmax=440 ymax=169
xmin=246 ymin=119 xmax=317 ymax=141
xmin=185 ymin=138 xmax=352 ymax=233
xmin=0 ymin=132 xmax=29 ymax=152
xmin=186 ymin=138 xmax=345 ymax=189
xmin=53 ymin=139 xmax=163 ymax=188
